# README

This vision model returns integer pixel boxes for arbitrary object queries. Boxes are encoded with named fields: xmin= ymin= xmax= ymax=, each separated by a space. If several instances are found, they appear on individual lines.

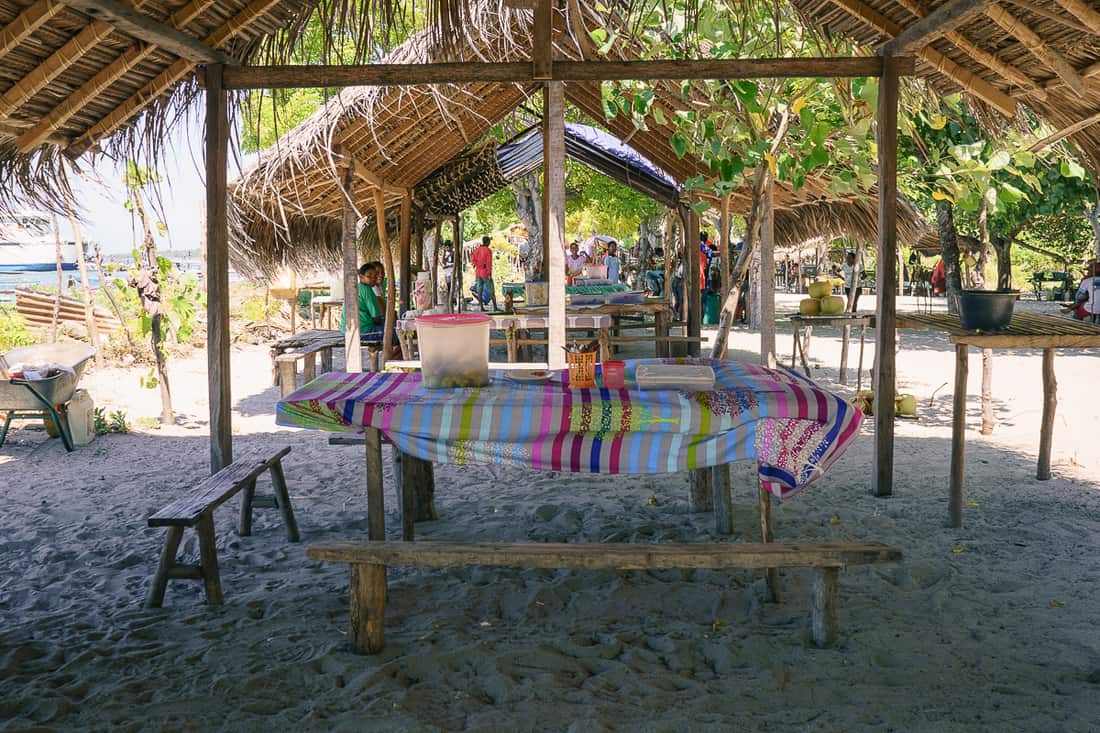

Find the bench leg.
xmin=278 ymin=360 xmax=297 ymax=398
xmin=269 ymin=460 xmax=300 ymax=543
xmin=365 ymin=428 xmax=386 ymax=541
xmin=146 ymin=526 xmax=184 ymax=608
xmin=302 ymin=353 xmax=317 ymax=383
xmin=810 ymin=567 xmax=839 ymax=648
xmin=321 ymin=347 xmax=333 ymax=374
xmin=689 ymin=468 xmax=713 ymax=512
xmin=239 ymin=477 xmax=257 ymax=536
xmin=196 ymin=514 xmax=224 ymax=605
xmin=712 ymin=464 xmax=733 ymax=535
xmin=349 ymin=562 xmax=387 ymax=654
xmin=759 ymin=484 xmax=780 ymax=603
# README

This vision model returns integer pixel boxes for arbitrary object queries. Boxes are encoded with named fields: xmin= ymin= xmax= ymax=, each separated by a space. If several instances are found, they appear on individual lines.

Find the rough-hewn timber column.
xmin=760 ymin=177 xmax=776 ymax=367
xmin=685 ymin=204 xmax=701 ymax=357
xmin=204 ymin=63 xmax=231 ymax=473
xmin=873 ymin=55 xmax=900 ymax=497
xmin=341 ymin=166 xmax=362 ymax=373
xmin=399 ymin=194 xmax=411 ymax=314
xmin=544 ymin=82 xmax=566 ymax=370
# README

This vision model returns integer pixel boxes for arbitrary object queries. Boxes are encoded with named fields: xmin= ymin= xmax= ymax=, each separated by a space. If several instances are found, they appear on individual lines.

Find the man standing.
xmin=471 ymin=235 xmax=497 ymax=312
xmin=840 ymin=251 xmax=861 ymax=312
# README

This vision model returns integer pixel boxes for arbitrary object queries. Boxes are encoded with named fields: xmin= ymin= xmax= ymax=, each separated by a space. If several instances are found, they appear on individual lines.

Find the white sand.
xmin=1 ymin=293 xmax=1099 ymax=731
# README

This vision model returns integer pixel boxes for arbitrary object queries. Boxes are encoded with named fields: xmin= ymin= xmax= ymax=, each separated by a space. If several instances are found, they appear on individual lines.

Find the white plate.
xmin=506 ymin=369 xmax=554 ymax=384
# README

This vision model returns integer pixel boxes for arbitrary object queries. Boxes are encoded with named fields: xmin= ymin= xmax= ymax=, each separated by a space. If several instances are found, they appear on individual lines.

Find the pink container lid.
xmin=417 ymin=313 xmax=491 ymax=326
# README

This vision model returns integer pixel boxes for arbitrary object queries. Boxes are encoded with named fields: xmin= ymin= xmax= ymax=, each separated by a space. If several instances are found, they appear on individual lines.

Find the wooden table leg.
xmin=365 ymin=428 xmax=386 ymax=540
xmin=758 ymin=483 xmax=779 ymax=602
xmin=950 ymin=344 xmax=968 ymax=528
xmin=712 ymin=463 xmax=733 ymax=535
xmin=810 ymin=567 xmax=838 ymax=648
xmin=689 ymin=468 xmax=713 ymax=511
xmin=791 ymin=326 xmax=799 ymax=370
xmin=655 ymin=309 xmax=669 ymax=358
xmin=839 ymin=324 xmax=851 ymax=385
xmin=798 ymin=327 xmax=812 ymax=378
xmin=1037 ymin=348 xmax=1056 ymax=481
xmin=350 ymin=562 xmax=386 ymax=654
xmin=857 ymin=325 xmax=866 ymax=392
xmin=980 ymin=349 xmax=994 ymax=436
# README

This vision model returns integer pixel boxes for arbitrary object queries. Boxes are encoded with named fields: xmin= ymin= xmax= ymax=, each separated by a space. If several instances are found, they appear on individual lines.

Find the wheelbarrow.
xmin=1 ymin=343 xmax=96 ymax=452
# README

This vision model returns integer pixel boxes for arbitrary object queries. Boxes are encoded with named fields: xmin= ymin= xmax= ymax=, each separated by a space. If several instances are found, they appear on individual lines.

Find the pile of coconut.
xmin=799 ymin=279 xmax=847 ymax=315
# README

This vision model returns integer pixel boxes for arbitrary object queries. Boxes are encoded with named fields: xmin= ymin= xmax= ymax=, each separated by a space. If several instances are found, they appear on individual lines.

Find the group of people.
xmin=642 ymin=232 xmax=724 ymax=319
xmin=565 ymin=239 xmax=621 ymax=285
xmin=340 ymin=260 xmax=401 ymax=357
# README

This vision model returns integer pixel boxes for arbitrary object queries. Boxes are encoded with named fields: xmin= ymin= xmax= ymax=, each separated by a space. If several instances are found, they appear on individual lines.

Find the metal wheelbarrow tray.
xmin=1 ymin=343 xmax=96 ymax=451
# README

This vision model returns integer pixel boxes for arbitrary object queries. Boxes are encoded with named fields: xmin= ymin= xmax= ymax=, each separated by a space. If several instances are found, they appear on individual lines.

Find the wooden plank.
xmin=881 ymin=0 xmax=996 ymax=55
xmin=340 ymin=165 xmax=362 ymax=373
xmin=984 ymin=3 xmax=1087 ymax=95
xmin=810 ymin=567 xmax=839 ymax=647
xmin=56 ymin=0 xmax=233 ymax=64
xmin=544 ymin=82 xmax=567 ymax=370
xmin=149 ymin=446 xmax=291 ymax=525
xmin=349 ymin=562 xmax=386 ymax=654
xmin=950 ymin=344 xmax=968 ymax=528
xmin=1037 ymin=348 xmax=1056 ymax=480
xmin=307 ymin=540 xmax=903 ymax=570
xmin=205 ymin=63 xmax=231 ymax=474
xmin=873 ymin=55 xmax=900 ymax=498
xmin=220 ymin=57 xmax=911 ymax=89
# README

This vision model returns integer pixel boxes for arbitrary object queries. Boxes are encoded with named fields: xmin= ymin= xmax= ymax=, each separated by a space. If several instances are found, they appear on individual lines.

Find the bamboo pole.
xmin=544 ymin=82 xmax=567 ymax=370
xmin=64 ymin=193 xmax=102 ymax=366
xmin=719 ymin=194 xmax=731 ymax=299
xmin=399 ymin=194 xmax=411 ymax=315
xmin=204 ymin=63 xmax=231 ymax=473
xmin=340 ymin=166 xmax=362 ymax=373
xmin=374 ymin=188 xmax=397 ymax=368
xmin=685 ymin=204 xmax=701 ymax=357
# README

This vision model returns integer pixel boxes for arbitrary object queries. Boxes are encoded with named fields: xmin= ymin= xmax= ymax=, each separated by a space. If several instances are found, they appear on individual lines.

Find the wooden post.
xmin=980 ymin=348 xmax=995 ymax=435
xmin=684 ymin=205 xmax=701 ymax=356
xmin=759 ymin=178 xmax=776 ymax=367
xmin=759 ymin=484 xmax=779 ymax=602
xmin=950 ymin=344 xmax=968 ymax=527
xmin=399 ymin=194 xmax=411 ymax=315
xmin=365 ymin=427 xmax=385 ymax=541
xmin=719 ymin=194 xmax=731 ymax=299
xmin=64 ymin=192 xmax=102 ymax=366
xmin=204 ymin=63 xmax=231 ymax=473
xmin=689 ymin=468 xmax=713 ymax=511
xmin=349 ymin=563 xmax=386 ymax=654
xmin=712 ymin=463 xmax=733 ymax=535
xmin=872 ymin=55 xmax=900 ymax=498
xmin=543 ymin=82 xmax=567 ymax=370
xmin=373 ymin=188 xmax=397 ymax=368
xmin=341 ymin=166 xmax=362 ymax=373
xmin=810 ymin=567 xmax=839 ymax=648
xmin=454 ymin=216 xmax=464 ymax=313
xmin=1037 ymin=348 xmax=1056 ymax=481
xmin=431 ymin=221 xmax=441 ymax=306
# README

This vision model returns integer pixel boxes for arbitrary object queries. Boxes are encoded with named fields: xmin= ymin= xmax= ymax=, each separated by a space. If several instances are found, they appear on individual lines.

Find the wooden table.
xmin=895 ymin=312 xmax=1100 ymax=527
xmin=517 ymin=300 xmax=673 ymax=356
xmin=789 ymin=313 xmax=875 ymax=390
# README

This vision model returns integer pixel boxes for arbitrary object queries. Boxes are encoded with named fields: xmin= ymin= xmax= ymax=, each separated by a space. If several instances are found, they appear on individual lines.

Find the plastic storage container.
xmin=635 ymin=364 xmax=716 ymax=391
xmin=416 ymin=313 xmax=491 ymax=388
xmin=68 ymin=389 xmax=95 ymax=446
xmin=601 ymin=360 xmax=625 ymax=389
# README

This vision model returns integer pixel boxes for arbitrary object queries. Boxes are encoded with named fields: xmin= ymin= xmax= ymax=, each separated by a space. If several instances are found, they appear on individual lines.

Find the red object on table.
xmin=602 ymin=360 xmax=625 ymax=389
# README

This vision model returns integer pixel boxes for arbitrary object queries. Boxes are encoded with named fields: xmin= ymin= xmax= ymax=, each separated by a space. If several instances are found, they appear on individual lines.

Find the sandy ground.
xmin=1 ymin=293 xmax=1099 ymax=732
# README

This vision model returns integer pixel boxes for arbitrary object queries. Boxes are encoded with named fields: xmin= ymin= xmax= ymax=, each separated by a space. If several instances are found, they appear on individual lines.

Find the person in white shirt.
xmin=565 ymin=241 xmax=588 ymax=284
xmin=603 ymin=241 xmax=621 ymax=283
xmin=840 ymin=251 xmax=861 ymax=312
xmin=1065 ymin=260 xmax=1100 ymax=321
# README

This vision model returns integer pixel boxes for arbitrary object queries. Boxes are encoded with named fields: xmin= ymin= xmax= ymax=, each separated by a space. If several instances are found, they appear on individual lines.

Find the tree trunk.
xmin=512 ymin=172 xmax=543 ymax=281
xmin=991 ymin=235 xmax=1013 ymax=290
xmin=51 ymin=213 xmax=63 ymax=342
xmin=936 ymin=199 xmax=963 ymax=313
xmin=974 ymin=196 xmax=990 ymax=289
xmin=131 ymin=191 xmax=173 ymax=424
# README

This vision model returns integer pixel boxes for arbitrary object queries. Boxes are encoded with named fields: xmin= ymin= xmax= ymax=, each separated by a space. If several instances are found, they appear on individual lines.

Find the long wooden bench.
xmin=146 ymin=446 xmax=299 ymax=607
xmin=307 ymin=540 xmax=902 ymax=654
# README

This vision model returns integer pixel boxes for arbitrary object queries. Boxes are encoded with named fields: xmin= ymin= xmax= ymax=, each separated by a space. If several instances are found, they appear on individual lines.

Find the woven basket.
xmin=566 ymin=351 xmax=596 ymax=387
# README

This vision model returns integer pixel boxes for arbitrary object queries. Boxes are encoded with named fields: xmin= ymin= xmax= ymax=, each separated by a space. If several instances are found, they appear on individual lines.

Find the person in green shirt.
xmin=340 ymin=263 xmax=383 ymax=335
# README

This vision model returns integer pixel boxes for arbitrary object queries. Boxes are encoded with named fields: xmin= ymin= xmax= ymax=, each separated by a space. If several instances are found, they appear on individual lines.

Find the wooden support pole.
xmin=760 ymin=178 xmax=776 ymax=368
xmin=341 ymin=166 xmax=362 ymax=373
xmin=980 ymin=348 xmax=995 ymax=435
xmin=544 ymin=82 xmax=567 ymax=370
xmin=399 ymin=194 xmax=411 ymax=315
xmin=712 ymin=464 xmax=733 ymax=535
xmin=454 ymin=216 xmax=464 ymax=312
xmin=1037 ymin=348 xmax=1056 ymax=481
xmin=759 ymin=484 xmax=779 ymax=603
xmin=689 ymin=468 xmax=713 ymax=512
xmin=349 ymin=562 xmax=386 ymax=654
xmin=365 ymin=427 xmax=385 ymax=541
xmin=950 ymin=344 xmax=968 ymax=527
xmin=719 ymin=194 xmax=731 ymax=299
xmin=873 ymin=55 xmax=900 ymax=498
xmin=373 ymin=189 xmax=396 ymax=367
xmin=431 ymin=221 xmax=441 ymax=306
xmin=685 ymin=205 xmax=701 ymax=356
xmin=204 ymin=63 xmax=231 ymax=473
xmin=810 ymin=567 xmax=839 ymax=647
xmin=532 ymin=0 xmax=552 ymax=80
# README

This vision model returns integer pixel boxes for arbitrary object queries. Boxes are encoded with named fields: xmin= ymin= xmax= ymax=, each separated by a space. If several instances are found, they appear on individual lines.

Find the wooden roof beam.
xmin=825 ymin=0 xmax=1017 ymax=117
xmin=881 ymin=0 xmax=995 ymax=55
xmin=16 ymin=0 xmax=217 ymax=152
xmin=0 ymin=0 xmax=64 ymax=61
xmin=56 ymin=0 xmax=234 ymax=66
xmin=1048 ymin=0 xmax=1100 ymax=35
xmin=892 ymin=0 xmax=1046 ymax=99
xmin=984 ymin=3 xmax=1087 ymax=96
xmin=67 ymin=0 xmax=283 ymax=156
xmin=1029 ymin=109 xmax=1100 ymax=152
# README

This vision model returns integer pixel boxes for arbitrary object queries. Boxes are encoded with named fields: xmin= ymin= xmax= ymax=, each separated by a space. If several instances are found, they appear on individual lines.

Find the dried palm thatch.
xmin=773 ymin=191 xmax=927 ymax=250
xmin=790 ymin=0 xmax=1100 ymax=168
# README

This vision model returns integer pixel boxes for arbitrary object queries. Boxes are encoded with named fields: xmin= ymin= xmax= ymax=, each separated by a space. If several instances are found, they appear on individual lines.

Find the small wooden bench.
xmin=307 ymin=540 xmax=901 ymax=654
xmin=146 ymin=446 xmax=299 ymax=607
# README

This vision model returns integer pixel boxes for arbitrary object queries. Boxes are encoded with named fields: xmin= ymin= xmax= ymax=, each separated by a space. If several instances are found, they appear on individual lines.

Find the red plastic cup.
xmin=602 ymin=360 xmax=626 ymax=389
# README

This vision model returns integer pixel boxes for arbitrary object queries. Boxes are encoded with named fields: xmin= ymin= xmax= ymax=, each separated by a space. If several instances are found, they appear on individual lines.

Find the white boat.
xmin=0 ymin=211 xmax=77 ymax=272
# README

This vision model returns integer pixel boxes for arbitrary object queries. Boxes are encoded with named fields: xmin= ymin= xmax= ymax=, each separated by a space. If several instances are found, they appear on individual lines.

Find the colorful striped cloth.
xmin=276 ymin=358 xmax=862 ymax=498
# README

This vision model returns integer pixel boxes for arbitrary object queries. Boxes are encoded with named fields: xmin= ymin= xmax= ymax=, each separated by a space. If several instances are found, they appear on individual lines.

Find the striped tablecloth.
xmin=396 ymin=314 xmax=611 ymax=332
xmin=276 ymin=357 xmax=862 ymax=498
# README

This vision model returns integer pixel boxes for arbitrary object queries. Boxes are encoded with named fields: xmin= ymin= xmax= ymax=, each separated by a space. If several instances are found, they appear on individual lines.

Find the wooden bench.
xmin=146 ymin=446 xmax=299 ymax=607
xmin=307 ymin=540 xmax=901 ymax=654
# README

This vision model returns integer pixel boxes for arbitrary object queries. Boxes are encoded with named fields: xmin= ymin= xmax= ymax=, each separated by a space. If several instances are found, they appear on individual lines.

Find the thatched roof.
xmin=228 ymin=0 xmax=930 ymax=278
xmin=790 ymin=0 xmax=1100 ymax=168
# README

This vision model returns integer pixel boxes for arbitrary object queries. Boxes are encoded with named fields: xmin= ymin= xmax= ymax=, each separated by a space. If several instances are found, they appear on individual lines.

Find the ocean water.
xmin=0 ymin=270 xmax=100 ymax=300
